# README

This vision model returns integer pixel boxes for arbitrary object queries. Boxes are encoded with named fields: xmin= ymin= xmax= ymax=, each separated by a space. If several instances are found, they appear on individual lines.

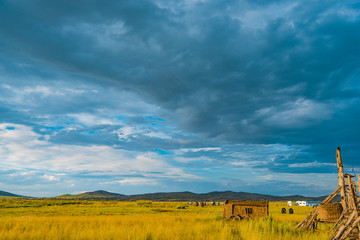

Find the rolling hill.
xmin=53 ymin=190 xmax=339 ymax=202
xmin=0 ymin=190 xmax=27 ymax=199
xmin=0 ymin=189 xmax=339 ymax=202
xmin=56 ymin=190 xmax=125 ymax=199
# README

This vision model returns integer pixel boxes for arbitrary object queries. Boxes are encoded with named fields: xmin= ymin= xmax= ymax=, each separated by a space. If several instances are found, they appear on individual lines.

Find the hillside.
xmin=53 ymin=190 xmax=339 ymax=202
xmin=0 ymin=190 xmax=27 ymax=199
xmin=56 ymin=190 xmax=125 ymax=199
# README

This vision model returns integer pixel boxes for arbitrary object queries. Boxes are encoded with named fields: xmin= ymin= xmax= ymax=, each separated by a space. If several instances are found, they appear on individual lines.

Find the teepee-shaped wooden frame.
xmin=296 ymin=147 xmax=360 ymax=240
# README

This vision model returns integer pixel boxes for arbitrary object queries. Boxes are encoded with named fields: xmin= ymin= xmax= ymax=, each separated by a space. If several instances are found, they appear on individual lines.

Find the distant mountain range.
xmin=0 ymin=189 xmax=340 ymax=202
xmin=52 ymin=190 xmax=340 ymax=202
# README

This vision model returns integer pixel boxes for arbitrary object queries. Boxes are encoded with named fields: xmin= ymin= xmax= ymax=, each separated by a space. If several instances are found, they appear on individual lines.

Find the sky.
xmin=0 ymin=0 xmax=359 ymax=197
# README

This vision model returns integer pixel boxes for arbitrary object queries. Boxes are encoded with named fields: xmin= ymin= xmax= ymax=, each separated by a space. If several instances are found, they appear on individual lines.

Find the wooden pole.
xmin=339 ymin=216 xmax=360 ymax=240
xmin=331 ymin=210 xmax=347 ymax=231
xmin=358 ymin=174 xmax=360 ymax=240
xmin=304 ymin=209 xmax=319 ymax=229
xmin=332 ymin=210 xmax=357 ymax=240
xmin=336 ymin=147 xmax=347 ymax=211
xmin=358 ymin=174 xmax=360 ymax=196
xmin=322 ymin=186 xmax=341 ymax=204
xmin=346 ymin=177 xmax=357 ymax=211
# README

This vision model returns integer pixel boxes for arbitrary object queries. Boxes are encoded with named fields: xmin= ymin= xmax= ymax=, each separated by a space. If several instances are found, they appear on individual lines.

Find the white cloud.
xmin=110 ymin=178 xmax=158 ymax=186
xmin=162 ymin=168 xmax=202 ymax=179
xmin=257 ymin=98 xmax=332 ymax=128
xmin=23 ymin=85 xmax=63 ymax=97
xmin=67 ymin=113 xmax=119 ymax=126
xmin=0 ymin=82 xmax=88 ymax=107
xmin=115 ymin=126 xmax=139 ymax=141
xmin=63 ymin=21 xmax=128 ymax=50
xmin=114 ymin=126 xmax=172 ymax=141
xmin=289 ymin=162 xmax=335 ymax=168
xmin=0 ymin=123 xmax=38 ymax=142
xmin=233 ymin=2 xmax=299 ymax=30
xmin=42 ymin=174 xmax=60 ymax=181
xmin=175 ymin=156 xmax=214 ymax=163
xmin=0 ymin=123 xmax=199 ymax=180
xmin=143 ymin=131 xmax=171 ymax=139
xmin=177 ymin=147 xmax=221 ymax=153
xmin=260 ymin=175 xmax=276 ymax=180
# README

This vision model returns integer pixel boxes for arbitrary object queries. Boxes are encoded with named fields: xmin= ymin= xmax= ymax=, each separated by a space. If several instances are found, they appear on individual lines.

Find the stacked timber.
xmin=296 ymin=147 xmax=360 ymax=240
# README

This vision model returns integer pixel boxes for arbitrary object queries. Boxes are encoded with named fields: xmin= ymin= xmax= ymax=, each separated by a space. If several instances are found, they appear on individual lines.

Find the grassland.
xmin=0 ymin=199 xmax=333 ymax=240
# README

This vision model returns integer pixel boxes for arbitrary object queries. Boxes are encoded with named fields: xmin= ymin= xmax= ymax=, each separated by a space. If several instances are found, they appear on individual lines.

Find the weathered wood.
xmin=296 ymin=209 xmax=317 ymax=229
xmin=358 ymin=175 xmax=360 ymax=240
xmin=331 ymin=209 xmax=348 ymax=231
xmin=332 ymin=225 xmax=346 ymax=240
xmin=332 ymin=210 xmax=357 ymax=240
xmin=297 ymin=147 xmax=360 ymax=240
xmin=339 ymin=216 xmax=360 ymax=240
xmin=223 ymin=200 xmax=268 ymax=220
xmin=304 ymin=209 xmax=319 ymax=229
xmin=313 ymin=219 xmax=318 ymax=231
xmin=318 ymin=203 xmax=343 ymax=223
xmin=323 ymin=186 xmax=341 ymax=204
xmin=296 ymin=213 xmax=310 ymax=228
xmin=357 ymin=175 xmax=360 ymax=240
xmin=331 ymin=181 xmax=360 ymax=239
xmin=336 ymin=147 xmax=347 ymax=211
xmin=347 ymin=176 xmax=360 ymax=238
xmin=358 ymin=174 xmax=360 ymax=203
xmin=346 ymin=177 xmax=358 ymax=211
xmin=296 ymin=186 xmax=341 ymax=229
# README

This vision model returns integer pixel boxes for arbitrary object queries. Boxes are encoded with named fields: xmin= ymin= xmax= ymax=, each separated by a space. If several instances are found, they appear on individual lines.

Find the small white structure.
xmin=287 ymin=201 xmax=292 ymax=206
xmin=296 ymin=201 xmax=307 ymax=206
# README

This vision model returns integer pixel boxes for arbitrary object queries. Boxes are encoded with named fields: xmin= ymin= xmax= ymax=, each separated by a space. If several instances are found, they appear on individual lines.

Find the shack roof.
xmin=224 ymin=200 xmax=268 ymax=207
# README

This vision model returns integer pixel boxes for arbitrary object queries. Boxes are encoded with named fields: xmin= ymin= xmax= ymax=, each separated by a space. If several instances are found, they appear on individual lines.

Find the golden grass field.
xmin=0 ymin=199 xmax=333 ymax=240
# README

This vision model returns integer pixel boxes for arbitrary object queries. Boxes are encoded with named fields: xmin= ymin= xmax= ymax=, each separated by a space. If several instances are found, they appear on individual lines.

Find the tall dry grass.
xmin=0 ymin=199 xmax=333 ymax=240
xmin=0 ymin=214 xmax=332 ymax=240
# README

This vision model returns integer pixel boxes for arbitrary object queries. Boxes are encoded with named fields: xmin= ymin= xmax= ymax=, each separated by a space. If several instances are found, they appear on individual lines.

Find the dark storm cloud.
xmin=0 ymin=0 xmax=359 ymax=177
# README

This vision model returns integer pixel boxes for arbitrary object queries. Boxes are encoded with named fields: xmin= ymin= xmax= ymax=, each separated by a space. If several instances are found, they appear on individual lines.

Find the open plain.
xmin=0 ymin=199 xmax=333 ymax=240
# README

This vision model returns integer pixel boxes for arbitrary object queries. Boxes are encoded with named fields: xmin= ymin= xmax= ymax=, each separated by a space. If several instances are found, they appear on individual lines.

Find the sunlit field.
xmin=0 ymin=199 xmax=333 ymax=240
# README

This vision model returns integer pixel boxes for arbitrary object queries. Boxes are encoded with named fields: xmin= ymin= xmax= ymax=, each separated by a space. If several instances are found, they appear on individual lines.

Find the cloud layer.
xmin=0 ymin=0 xmax=359 ymax=196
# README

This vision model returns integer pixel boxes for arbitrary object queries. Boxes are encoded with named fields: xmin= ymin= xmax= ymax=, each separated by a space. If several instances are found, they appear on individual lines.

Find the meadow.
xmin=0 ymin=199 xmax=333 ymax=240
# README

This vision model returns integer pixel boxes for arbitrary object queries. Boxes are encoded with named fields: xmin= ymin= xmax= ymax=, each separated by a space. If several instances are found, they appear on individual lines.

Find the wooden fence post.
xmin=336 ymin=147 xmax=347 ymax=211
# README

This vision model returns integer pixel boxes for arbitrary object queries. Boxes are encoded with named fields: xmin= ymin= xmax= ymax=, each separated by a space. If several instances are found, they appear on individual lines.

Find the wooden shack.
xmin=317 ymin=202 xmax=343 ymax=223
xmin=223 ymin=200 xmax=269 ymax=220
